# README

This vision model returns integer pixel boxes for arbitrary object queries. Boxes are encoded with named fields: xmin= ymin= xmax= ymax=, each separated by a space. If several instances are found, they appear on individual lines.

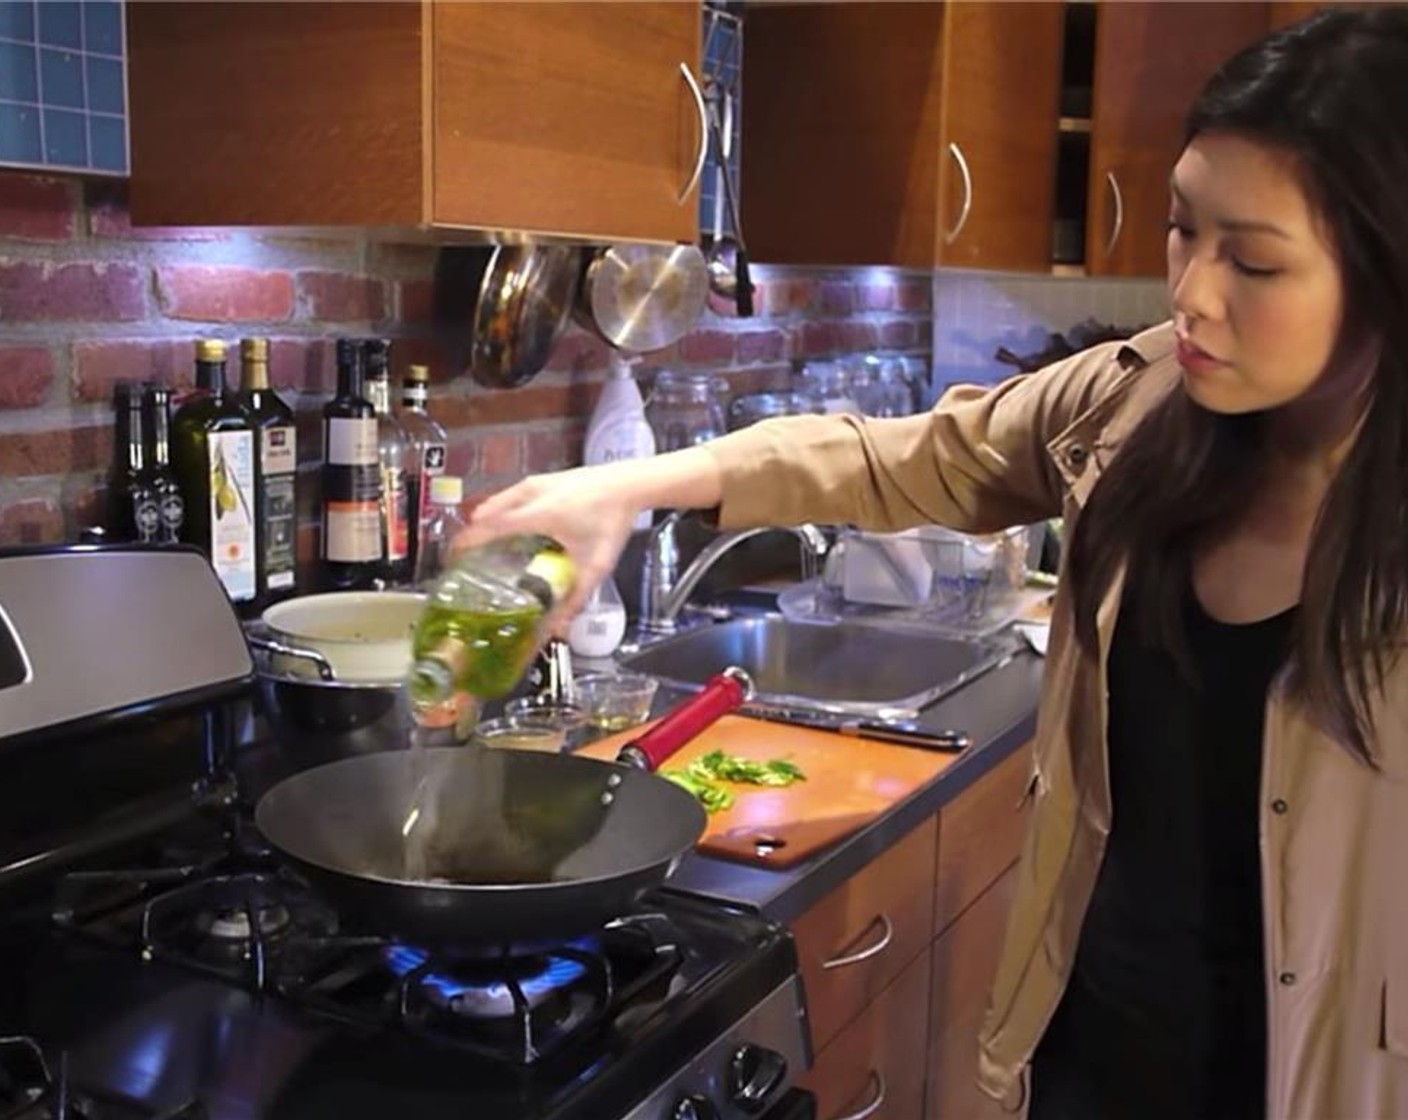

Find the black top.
xmin=1030 ymin=581 xmax=1297 ymax=1120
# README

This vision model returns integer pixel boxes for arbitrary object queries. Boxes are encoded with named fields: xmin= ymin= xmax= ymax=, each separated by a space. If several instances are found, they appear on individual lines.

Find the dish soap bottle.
xmin=584 ymin=353 xmax=655 ymax=531
xmin=408 ymin=535 xmax=577 ymax=721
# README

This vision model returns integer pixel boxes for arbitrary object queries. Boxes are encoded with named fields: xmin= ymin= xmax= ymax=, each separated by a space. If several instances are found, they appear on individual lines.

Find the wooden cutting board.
xmin=579 ymin=714 xmax=957 ymax=868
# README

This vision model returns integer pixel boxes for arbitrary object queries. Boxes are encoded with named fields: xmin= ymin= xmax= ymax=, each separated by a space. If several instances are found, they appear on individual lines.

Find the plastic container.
xmin=575 ymin=672 xmax=659 ymax=734
xmin=584 ymin=353 xmax=656 ymax=530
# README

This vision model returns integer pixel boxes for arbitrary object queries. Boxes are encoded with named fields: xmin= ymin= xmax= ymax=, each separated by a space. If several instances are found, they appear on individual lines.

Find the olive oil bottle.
xmin=237 ymin=338 xmax=298 ymax=607
xmin=171 ymin=340 xmax=257 ymax=605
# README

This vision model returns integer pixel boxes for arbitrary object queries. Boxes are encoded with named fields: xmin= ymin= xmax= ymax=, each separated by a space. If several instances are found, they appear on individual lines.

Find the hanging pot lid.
xmin=583 ymin=244 xmax=710 ymax=354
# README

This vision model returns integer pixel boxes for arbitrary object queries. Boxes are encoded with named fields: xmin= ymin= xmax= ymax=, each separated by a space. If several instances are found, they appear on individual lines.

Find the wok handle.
xmin=617 ymin=667 xmax=753 ymax=771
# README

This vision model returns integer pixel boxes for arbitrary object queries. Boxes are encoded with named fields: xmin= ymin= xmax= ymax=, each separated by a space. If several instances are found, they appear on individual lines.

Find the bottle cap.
xmin=195 ymin=340 xmax=226 ymax=362
xmin=430 ymin=476 xmax=463 ymax=505
xmin=406 ymin=364 xmax=431 ymax=384
xmin=240 ymin=338 xmax=269 ymax=362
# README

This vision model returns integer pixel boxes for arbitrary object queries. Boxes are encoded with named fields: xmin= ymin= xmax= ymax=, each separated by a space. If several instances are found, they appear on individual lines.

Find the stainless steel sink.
xmin=619 ymin=614 xmax=1011 ymax=720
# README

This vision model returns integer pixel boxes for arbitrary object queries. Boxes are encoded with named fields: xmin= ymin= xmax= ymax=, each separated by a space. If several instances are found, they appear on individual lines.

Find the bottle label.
xmin=159 ymin=485 xmax=184 ymax=544
xmin=325 ymin=499 xmax=381 ymax=562
xmin=382 ymin=465 xmax=409 ymax=562
xmin=259 ymin=424 xmax=298 ymax=590
xmin=261 ymin=473 xmax=298 ymax=590
xmin=207 ymin=431 xmax=257 ymax=602
xmin=261 ymin=425 xmax=297 ymax=475
xmin=133 ymin=491 xmax=161 ymax=543
xmin=418 ymin=442 xmax=447 ymax=521
xmin=326 ymin=417 xmax=377 ymax=466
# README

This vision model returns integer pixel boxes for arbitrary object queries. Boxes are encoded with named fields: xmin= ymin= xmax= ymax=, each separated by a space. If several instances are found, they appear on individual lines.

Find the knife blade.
xmin=745 ymin=706 xmax=971 ymax=753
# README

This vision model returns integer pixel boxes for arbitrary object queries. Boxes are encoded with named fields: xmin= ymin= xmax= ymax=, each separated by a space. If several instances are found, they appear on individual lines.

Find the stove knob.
xmin=672 ymin=1094 xmax=721 ymax=1120
xmin=727 ymin=1043 xmax=788 ymax=1113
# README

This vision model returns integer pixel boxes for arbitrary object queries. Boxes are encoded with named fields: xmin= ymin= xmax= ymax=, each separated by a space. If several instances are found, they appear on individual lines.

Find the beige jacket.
xmin=707 ymin=322 xmax=1408 ymax=1120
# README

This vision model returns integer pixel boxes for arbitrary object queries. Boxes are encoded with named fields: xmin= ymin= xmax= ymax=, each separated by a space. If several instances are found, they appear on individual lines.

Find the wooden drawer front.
xmin=802 ymin=948 xmax=931 ymax=1120
xmin=933 ymin=741 xmax=1032 ymax=935
xmin=794 ymin=817 xmax=937 ymax=1050
xmin=927 ymin=867 xmax=1020 ymax=1120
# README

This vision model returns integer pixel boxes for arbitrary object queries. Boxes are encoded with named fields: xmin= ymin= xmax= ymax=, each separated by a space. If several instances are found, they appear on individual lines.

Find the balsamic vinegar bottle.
xmin=238 ymin=338 xmax=298 ymax=606
xmin=320 ymin=338 xmax=381 ymax=590
xmin=171 ymin=340 xmax=258 ymax=605
xmin=142 ymin=384 xmax=184 ymax=545
xmin=107 ymin=382 xmax=160 ymax=543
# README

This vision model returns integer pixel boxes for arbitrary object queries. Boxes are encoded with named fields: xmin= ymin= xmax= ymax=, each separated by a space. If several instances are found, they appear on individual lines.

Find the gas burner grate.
xmin=0 ymin=1037 xmax=206 ymax=1120
xmin=281 ymin=911 xmax=685 ymax=1066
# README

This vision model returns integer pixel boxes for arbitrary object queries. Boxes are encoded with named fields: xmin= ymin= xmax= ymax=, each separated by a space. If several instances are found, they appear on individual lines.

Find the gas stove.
xmin=0 ymin=547 xmax=813 ymax=1120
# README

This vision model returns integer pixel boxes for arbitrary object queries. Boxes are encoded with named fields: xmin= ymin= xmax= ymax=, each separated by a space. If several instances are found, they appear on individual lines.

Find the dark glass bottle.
xmin=171 ymin=340 xmax=258 ymax=604
xmin=143 ymin=384 xmax=185 ymax=546
xmin=365 ymin=339 xmax=413 ymax=586
xmin=238 ymin=338 xmax=298 ymax=607
xmin=398 ymin=362 xmax=448 ymax=573
xmin=107 ymin=383 xmax=160 ymax=543
xmin=321 ymin=338 xmax=381 ymax=590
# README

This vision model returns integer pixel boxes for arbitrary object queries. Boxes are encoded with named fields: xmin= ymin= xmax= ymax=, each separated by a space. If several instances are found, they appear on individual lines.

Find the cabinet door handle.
xmin=821 ymin=913 xmax=893 ymax=970
xmin=943 ymin=141 xmax=973 ymax=245
xmin=831 ymin=1071 xmax=887 ymax=1120
xmin=678 ymin=62 xmax=709 ymax=203
xmin=1103 ymin=169 xmax=1125 ymax=258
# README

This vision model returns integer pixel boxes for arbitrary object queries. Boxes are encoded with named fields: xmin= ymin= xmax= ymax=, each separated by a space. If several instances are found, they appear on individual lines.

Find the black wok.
xmin=254 ymin=671 xmax=749 ymax=955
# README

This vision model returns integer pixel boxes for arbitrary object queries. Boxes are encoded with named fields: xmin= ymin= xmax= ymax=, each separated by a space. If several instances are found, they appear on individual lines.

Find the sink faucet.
xmin=639 ymin=511 xmax=829 ymax=635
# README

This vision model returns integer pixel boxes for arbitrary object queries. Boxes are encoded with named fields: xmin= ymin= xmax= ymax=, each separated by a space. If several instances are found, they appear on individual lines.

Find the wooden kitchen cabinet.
xmin=1083 ymin=2 xmax=1269 ymax=276
xmin=933 ymin=742 xmax=1032 ymax=936
xmin=802 ymin=948 xmax=931 ymax=1120
xmin=792 ymin=817 xmax=937 ymax=1051
xmin=126 ymin=2 xmax=703 ymax=242
xmin=927 ymin=867 xmax=1020 ymax=1120
xmin=789 ymin=738 xmax=1033 ymax=1118
xmin=740 ymin=2 xmax=1063 ymax=270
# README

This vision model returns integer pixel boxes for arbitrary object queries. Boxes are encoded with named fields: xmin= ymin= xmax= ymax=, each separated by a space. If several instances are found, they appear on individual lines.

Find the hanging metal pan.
xmin=469 ymin=244 xmax=583 ymax=388
xmin=579 ymin=243 xmax=710 ymax=354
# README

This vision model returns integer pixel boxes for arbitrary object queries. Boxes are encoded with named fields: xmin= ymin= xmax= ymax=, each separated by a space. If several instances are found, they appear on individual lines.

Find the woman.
xmin=461 ymin=9 xmax=1408 ymax=1118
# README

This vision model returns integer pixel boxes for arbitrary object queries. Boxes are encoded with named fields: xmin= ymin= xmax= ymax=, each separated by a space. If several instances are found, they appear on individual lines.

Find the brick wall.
xmin=0 ymin=169 xmax=933 ymax=569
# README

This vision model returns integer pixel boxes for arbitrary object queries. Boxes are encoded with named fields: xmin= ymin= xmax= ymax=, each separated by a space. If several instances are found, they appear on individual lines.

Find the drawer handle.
xmin=821 ymin=914 xmax=893 ymax=971
xmin=831 ymin=1070 xmax=887 ymax=1120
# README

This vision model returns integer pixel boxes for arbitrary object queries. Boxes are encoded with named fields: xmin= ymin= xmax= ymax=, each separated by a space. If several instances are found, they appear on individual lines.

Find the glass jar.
xmin=795 ymin=360 xmax=859 ymax=415
xmin=645 ymin=371 xmax=730 ymax=451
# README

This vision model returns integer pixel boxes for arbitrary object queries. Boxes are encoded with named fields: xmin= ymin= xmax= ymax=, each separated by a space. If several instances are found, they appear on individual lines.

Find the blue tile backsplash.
xmin=0 ymin=101 xmax=40 ymax=163
xmin=0 ymin=0 xmax=126 ymax=174
xmin=699 ymin=2 xmax=742 ymax=242
xmin=0 ymin=1 xmax=33 ymax=42
xmin=0 ymin=39 xmax=36 ymax=102
xmin=37 ymin=2 xmax=82 ymax=50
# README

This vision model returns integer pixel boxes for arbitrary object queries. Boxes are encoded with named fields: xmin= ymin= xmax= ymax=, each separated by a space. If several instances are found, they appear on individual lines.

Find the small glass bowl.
xmin=574 ymin=672 xmax=659 ymax=734
xmin=470 ymin=714 xmax=567 ymax=753
xmin=502 ymin=696 xmax=590 ymax=748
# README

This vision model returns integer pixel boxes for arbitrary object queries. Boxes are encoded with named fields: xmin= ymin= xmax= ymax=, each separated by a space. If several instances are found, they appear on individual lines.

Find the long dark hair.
xmin=1067 ymin=7 xmax=1408 ymax=763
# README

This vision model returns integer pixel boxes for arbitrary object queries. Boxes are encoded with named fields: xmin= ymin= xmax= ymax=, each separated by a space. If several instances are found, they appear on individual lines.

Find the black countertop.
xmin=665 ymin=647 xmax=1045 ymax=924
